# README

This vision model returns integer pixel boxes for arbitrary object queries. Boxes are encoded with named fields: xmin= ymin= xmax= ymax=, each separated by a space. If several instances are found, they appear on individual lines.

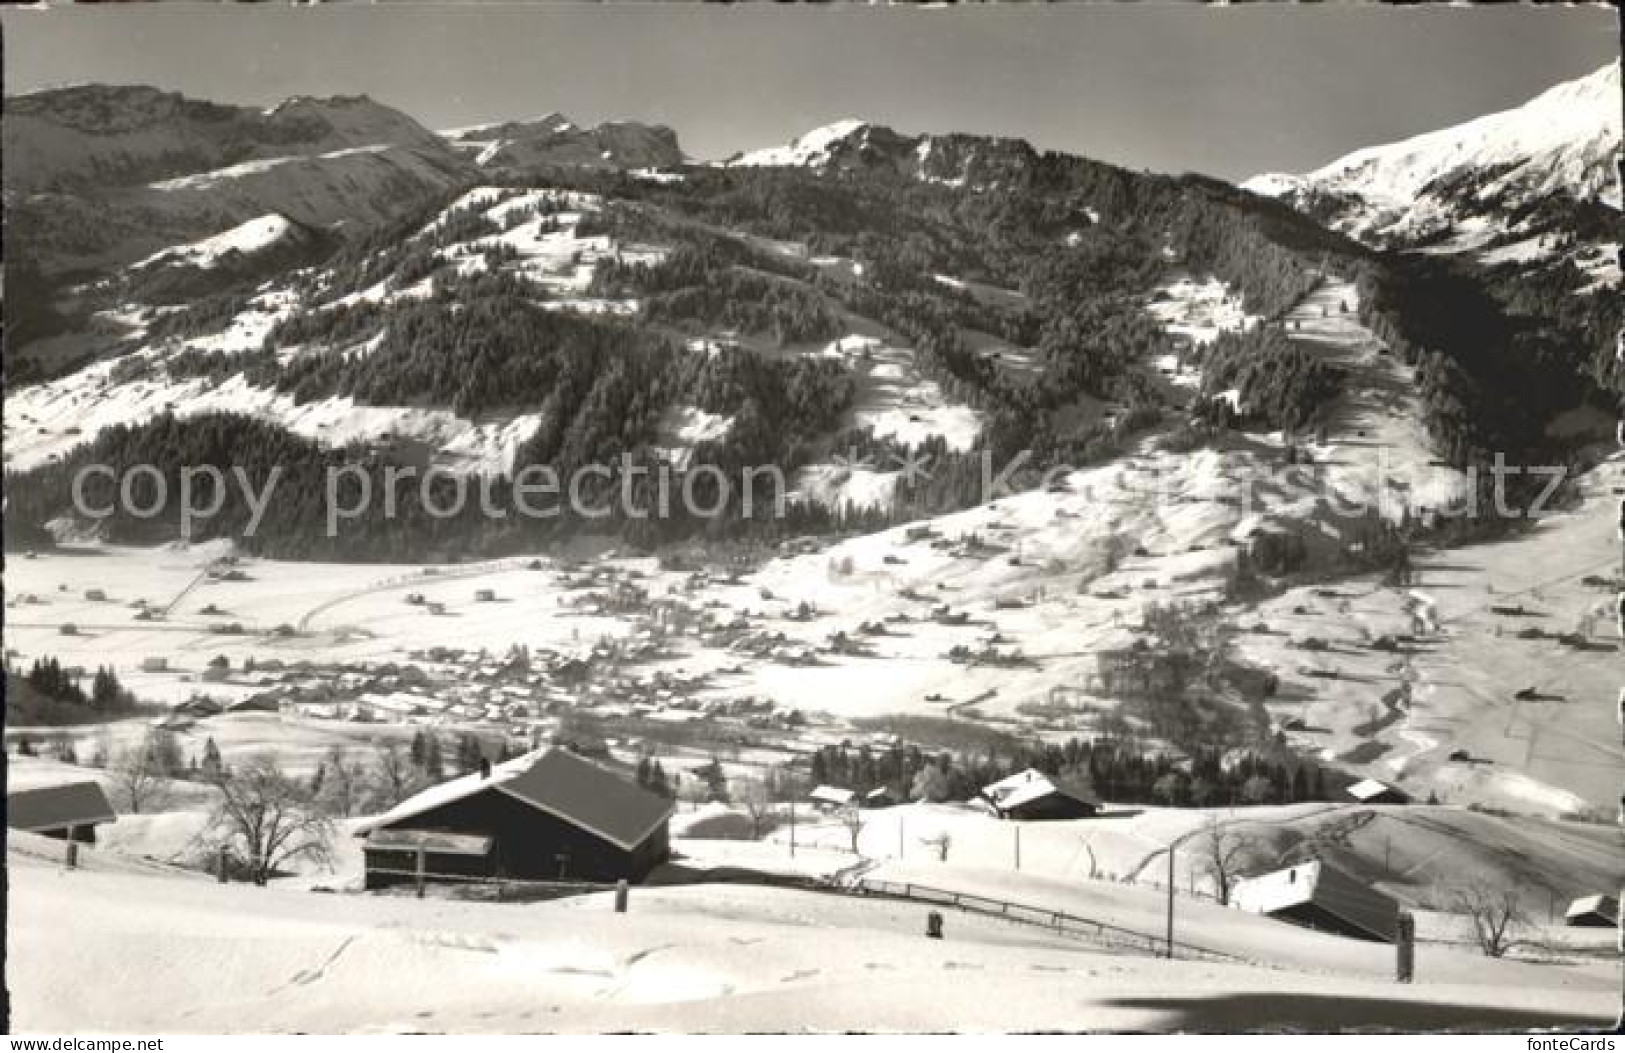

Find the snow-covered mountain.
xmin=7 ymin=86 xmax=476 ymax=277
xmin=5 ymin=85 xmax=450 ymax=195
xmin=729 ymin=118 xmax=874 ymax=168
xmin=444 ymin=112 xmax=685 ymax=171
xmin=727 ymin=119 xmax=1041 ymax=188
xmin=1244 ymin=62 xmax=1620 ymax=281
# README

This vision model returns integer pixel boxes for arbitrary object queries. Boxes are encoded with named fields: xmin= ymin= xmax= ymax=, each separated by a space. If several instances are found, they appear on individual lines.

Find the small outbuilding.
xmin=1232 ymin=860 xmax=1399 ymax=943
xmin=863 ymin=787 xmax=897 ymax=809
xmin=1346 ymin=778 xmax=1409 ymax=805
xmin=6 ymin=781 xmax=118 ymax=844
xmin=140 ymin=656 xmax=169 ymax=672
xmin=980 ymin=768 xmax=1099 ymax=821
xmin=809 ymin=785 xmax=856 ymax=810
xmin=1564 ymin=894 xmax=1619 ymax=928
xmin=356 ymin=748 xmax=673 ymax=889
xmin=175 ymin=696 xmax=225 ymax=718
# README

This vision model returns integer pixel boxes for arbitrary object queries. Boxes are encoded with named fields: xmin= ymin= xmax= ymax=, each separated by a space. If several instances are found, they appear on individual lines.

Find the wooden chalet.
xmin=355 ymin=748 xmax=673 ymax=890
xmin=1232 ymin=860 xmax=1399 ymax=943
xmin=979 ymin=769 xmax=1100 ymax=821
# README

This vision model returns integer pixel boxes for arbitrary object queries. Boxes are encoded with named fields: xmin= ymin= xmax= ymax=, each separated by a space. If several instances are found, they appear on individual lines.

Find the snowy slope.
xmin=9 ymin=838 xmax=1615 ymax=1032
xmin=1244 ymin=63 xmax=1621 ymax=267
xmin=132 ymin=214 xmax=301 ymax=271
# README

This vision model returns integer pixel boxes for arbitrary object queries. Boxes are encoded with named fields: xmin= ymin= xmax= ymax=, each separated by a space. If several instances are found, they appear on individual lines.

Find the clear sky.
xmin=3 ymin=2 xmax=1617 ymax=180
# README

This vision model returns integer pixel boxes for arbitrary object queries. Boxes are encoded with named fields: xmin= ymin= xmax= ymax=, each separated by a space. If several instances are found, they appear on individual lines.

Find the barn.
xmin=980 ymin=769 xmax=1099 ymax=821
xmin=1232 ymin=860 xmax=1399 ymax=943
xmin=1564 ymin=894 xmax=1618 ymax=928
xmin=355 ymin=748 xmax=673 ymax=890
xmin=6 ymin=781 xmax=118 ymax=844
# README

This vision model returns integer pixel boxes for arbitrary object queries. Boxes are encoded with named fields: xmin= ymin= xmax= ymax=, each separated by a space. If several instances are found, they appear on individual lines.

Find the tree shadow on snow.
xmin=1099 ymin=992 xmax=1612 ymax=1033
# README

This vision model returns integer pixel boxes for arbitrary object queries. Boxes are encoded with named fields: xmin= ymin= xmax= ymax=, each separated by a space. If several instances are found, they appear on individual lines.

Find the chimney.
xmin=478 ymin=757 xmax=491 ymax=780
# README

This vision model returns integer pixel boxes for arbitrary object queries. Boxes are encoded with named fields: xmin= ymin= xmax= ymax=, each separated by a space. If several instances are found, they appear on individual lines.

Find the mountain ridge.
xmin=1242 ymin=61 xmax=1620 ymax=273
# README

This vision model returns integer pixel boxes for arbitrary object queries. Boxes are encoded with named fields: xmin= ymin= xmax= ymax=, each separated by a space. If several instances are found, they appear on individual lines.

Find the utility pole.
xmin=1617 ymin=887 xmax=1624 ymax=1031
xmin=1165 ymin=846 xmax=1176 ymax=959
xmin=789 ymin=797 xmax=796 ymax=860
xmin=1014 ymin=825 xmax=1021 ymax=871
xmin=1396 ymin=911 xmax=1415 ymax=983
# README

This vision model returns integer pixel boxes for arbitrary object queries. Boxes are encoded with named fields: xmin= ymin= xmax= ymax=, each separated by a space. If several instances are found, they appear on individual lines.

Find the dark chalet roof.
xmin=7 ymin=781 xmax=118 ymax=833
xmin=356 ymin=748 xmax=673 ymax=852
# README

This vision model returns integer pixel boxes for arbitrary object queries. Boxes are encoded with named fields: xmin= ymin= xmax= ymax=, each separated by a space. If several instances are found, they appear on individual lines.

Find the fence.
xmin=345 ymin=857 xmax=619 ymax=903
xmin=846 ymin=876 xmax=1251 ymax=964
xmin=361 ymin=857 xmax=1243 ymax=961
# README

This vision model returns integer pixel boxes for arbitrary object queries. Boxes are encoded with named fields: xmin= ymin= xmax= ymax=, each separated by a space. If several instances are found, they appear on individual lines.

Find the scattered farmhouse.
xmin=863 ymin=787 xmax=897 ymax=809
xmin=808 ymin=785 xmax=856 ymax=810
xmin=1346 ymin=778 xmax=1410 ymax=805
xmin=355 ymin=749 xmax=673 ymax=889
xmin=1564 ymin=894 xmax=1619 ymax=928
xmin=6 ymin=781 xmax=118 ymax=844
xmin=1232 ymin=860 xmax=1399 ymax=943
xmin=979 ymin=768 xmax=1099 ymax=821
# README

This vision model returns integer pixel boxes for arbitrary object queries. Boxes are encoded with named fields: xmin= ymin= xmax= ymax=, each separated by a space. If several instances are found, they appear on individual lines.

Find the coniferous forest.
xmin=9 ymin=128 xmax=1618 ymax=561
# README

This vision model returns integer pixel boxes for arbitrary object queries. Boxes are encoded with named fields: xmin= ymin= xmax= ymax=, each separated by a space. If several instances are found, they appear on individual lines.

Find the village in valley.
xmin=7 ymin=438 xmax=1624 ymax=1030
xmin=3 ymin=8 xmax=1623 ymax=1034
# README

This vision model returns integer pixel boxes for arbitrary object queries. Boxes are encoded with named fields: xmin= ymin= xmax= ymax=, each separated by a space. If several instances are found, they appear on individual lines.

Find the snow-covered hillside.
xmin=3 ymin=185 xmax=663 ymax=476
xmin=1244 ymin=62 xmax=1621 ymax=274
xmin=8 ymin=819 xmax=1617 ymax=1032
xmin=132 ymin=214 xmax=304 ymax=271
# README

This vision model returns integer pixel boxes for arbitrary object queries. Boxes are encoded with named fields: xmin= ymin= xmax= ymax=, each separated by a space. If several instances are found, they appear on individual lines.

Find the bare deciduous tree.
xmin=736 ymin=776 xmax=777 ymax=839
xmin=373 ymin=742 xmax=424 ymax=808
xmin=109 ymin=729 xmax=171 ymax=814
xmin=1453 ymin=882 xmax=1529 ymax=958
xmin=736 ymin=768 xmax=803 ymax=839
xmin=316 ymin=745 xmax=369 ymax=817
xmin=910 ymin=765 xmax=951 ymax=803
xmin=1192 ymin=817 xmax=1262 ymax=906
xmin=206 ymin=755 xmax=335 ymax=886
